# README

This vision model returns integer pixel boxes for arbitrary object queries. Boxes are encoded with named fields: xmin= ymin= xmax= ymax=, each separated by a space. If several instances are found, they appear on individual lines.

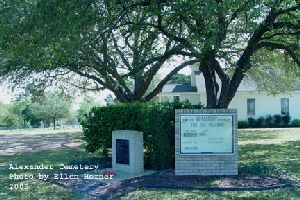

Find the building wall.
xmin=190 ymin=64 xmax=199 ymax=87
xmin=200 ymin=92 xmax=300 ymax=120
xmin=159 ymin=93 xmax=201 ymax=105
xmin=180 ymin=93 xmax=201 ymax=105
xmin=159 ymin=91 xmax=300 ymax=120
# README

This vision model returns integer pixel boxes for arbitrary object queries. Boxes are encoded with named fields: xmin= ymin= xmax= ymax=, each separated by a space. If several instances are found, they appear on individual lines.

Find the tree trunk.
xmin=201 ymin=54 xmax=240 ymax=109
xmin=200 ymin=54 xmax=219 ymax=108
xmin=53 ymin=118 xmax=56 ymax=130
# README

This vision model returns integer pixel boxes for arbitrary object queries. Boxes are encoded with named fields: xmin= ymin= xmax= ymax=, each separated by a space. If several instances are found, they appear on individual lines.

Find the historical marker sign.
xmin=175 ymin=109 xmax=238 ymax=176
xmin=116 ymin=139 xmax=129 ymax=164
xmin=180 ymin=114 xmax=234 ymax=154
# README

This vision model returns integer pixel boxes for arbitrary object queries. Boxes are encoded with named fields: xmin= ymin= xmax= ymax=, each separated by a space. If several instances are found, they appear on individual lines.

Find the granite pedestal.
xmin=112 ymin=130 xmax=144 ymax=174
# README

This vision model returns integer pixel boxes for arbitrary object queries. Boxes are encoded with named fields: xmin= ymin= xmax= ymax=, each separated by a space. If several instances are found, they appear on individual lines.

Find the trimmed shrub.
xmin=273 ymin=114 xmax=282 ymax=127
xmin=281 ymin=115 xmax=291 ymax=126
xmin=255 ymin=117 xmax=264 ymax=128
xmin=238 ymin=121 xmax=249 ymax=129
xmin=248 ymin=117 xmax=256 ymax=128
xmin=81 ymin=101 xmax=204 ymax=170
xmin=291 ymin=119 xmax=300 ymax=127
xmin=265 ymin=115 xmax=274 ymax=127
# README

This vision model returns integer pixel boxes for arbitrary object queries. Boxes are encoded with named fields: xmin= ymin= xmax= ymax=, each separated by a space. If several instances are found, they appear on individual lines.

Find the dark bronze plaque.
xmin=116 ymin=139 xmax=129 ymax=164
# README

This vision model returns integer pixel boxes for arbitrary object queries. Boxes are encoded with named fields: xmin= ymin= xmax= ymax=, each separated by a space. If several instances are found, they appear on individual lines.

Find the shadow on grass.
xmin=239 ymin=141 xmax=300 ymax=177
xmin=0 ymin=132 xmax=84 ymax=155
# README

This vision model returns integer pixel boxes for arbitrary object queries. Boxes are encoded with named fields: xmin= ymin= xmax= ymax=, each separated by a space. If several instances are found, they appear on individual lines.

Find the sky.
xmin=0 ymin=86 xmax=13 ymax=104
xmin=0 ymin=66 xmax=191 ymax=105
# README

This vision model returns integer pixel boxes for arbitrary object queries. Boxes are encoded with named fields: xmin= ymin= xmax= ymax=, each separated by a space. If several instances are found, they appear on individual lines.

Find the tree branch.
xmin=111 ymin=32 xmax=131 ymax=69
xmin=70 ymin=68 xmax=111 ymax=90
xmin=257 ymin=41 xmax=300 ymax=66
xmin=68 ymin=81 xmax=102 ymax=91
xmin=225 ymin=5 xmax=299 ymax=106
xmin=262 ymin=30 xmax=300 ymax=40
xmin=227 ymin=1 xmax=251 ymax=27
xmin=122 ymin=44 xmax=186 ymax=78
xmin=272 ymin=21 xmax=300 ymax=30
xmin=144 ymin=60 xmax=197 ymax=101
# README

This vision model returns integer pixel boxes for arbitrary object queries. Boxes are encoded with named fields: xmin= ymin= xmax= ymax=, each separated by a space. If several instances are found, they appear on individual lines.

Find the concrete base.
xmin=112 ymin=130 xmax=144 ymax=174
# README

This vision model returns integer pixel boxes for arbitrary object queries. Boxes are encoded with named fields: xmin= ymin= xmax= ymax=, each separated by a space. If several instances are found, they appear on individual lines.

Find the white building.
xmin=158 ymin=66 xmax=300 ymax=121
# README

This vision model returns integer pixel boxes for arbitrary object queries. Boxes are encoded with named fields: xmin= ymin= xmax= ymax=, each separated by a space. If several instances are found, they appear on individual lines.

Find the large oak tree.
xmin=1 ymin=0 xmax=300 ymax=108
xmin=141 ymin=0 xmax=300 ymax=108
xmin=0 ymin=0 xmax=194 ymax=102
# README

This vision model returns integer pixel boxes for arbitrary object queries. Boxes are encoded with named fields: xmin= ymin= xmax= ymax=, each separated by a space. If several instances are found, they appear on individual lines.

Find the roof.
xmin=162 ymin=72 xmax=259 ymax=93
xmin=162 ymin=71 xmax=300 ymax=94
xmin=162 ymin=83 xmax=197 ymax=93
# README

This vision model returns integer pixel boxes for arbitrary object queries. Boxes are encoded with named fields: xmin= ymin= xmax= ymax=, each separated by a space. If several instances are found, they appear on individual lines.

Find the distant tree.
xmin=169 ymin=73 xmax=191 ymax=84
xmin=0 ymin=101 xmax=29 ymax=129
xmin=29 ymin=93 xmax=71 ymax=129
xmin=2 ymin=113 xmax=21 ymax=130
xmin=0 ymin=102 xmax=9 ymax=127
xmin=77 ymin=98 xmax=100 ymax=122
xmin=9 ymin=100 xmax=29 ymax=127
xmin=22 ymin=105 xmax=42 ymax=128
xmin=63 ymin=111 xmax=80 ymax=126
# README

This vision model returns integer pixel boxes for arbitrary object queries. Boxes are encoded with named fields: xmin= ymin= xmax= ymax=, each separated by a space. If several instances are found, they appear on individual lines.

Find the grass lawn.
xmin=123 ymin=128 xmax=300 ymax=200
xmin=0 ymin=128 xmax=299 ymax=200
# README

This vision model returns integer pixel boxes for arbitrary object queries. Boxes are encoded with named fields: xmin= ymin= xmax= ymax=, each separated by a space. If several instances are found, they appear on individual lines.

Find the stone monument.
xmin=175 ymin=109 xmax=238 ymax=175
xmin=112 ymin=130 xmax=144 ymax=174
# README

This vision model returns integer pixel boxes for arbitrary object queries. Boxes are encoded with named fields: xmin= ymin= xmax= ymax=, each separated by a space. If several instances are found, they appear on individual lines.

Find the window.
xmin=247 ymin=99 xmax=255 ymax=115
xmin=281 ymin=98 xmax=289 ymax=115
xmin=173 ymin=96 xmax=180 ymax=102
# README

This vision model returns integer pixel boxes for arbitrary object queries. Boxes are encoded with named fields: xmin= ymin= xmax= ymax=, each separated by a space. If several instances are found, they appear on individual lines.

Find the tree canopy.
xmin=1 ymin=0 xmax=299 ymax=108
xmin=0 ymin=100 xmax=29 ymax=129
xmin=0 ymin=0 xmax=194 ymax=102
xmin=141 ymin=0 xmax=300 ymax=107
xmin=77 ymin=97 xmax=100 ymax=122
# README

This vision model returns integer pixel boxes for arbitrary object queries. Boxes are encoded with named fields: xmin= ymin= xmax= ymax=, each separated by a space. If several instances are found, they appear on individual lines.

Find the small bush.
xmin=265 ymin=115 xmax=274 ymax=127
xmin=255 ymin=117 xmax=264 ymax=128
xmin=273 ymin=114 xmax=282 ymax=127
xmin=245 ymin=115 xmax=298 ymax=128
xmin=281 ymin=115 xmax=291 ymax=126
xmin=248 ymin=117 xmax=256 ymax=128
xmin=81 ymin=101 xmax=204 ymax=170
xmin=238 ymin=121 xmax=249 ymax=129
xmin=291 ymin=119 xmax=300 ymax=127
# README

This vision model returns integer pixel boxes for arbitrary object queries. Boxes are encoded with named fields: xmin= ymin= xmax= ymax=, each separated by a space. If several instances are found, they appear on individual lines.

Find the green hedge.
xmin=291 ymin=119 xmax=300 ymax=127
xmin=81 ymin=101 xmax=204 ymax=170
xmin=238 ymin=114 xmax=296 ymax=128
